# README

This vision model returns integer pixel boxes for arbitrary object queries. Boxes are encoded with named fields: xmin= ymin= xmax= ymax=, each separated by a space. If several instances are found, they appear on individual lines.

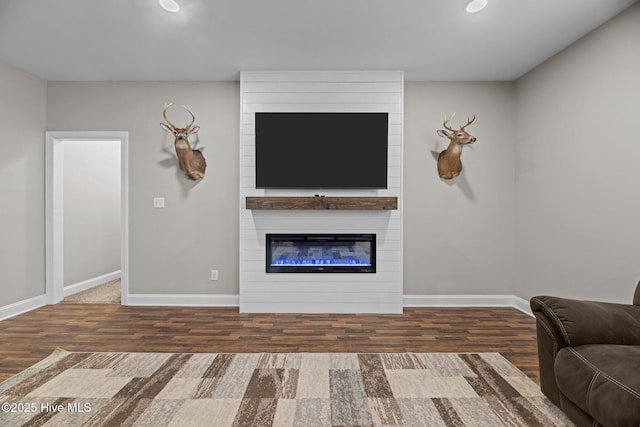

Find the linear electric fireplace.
xmin=266 ymin=234 xmax=376 ymax=273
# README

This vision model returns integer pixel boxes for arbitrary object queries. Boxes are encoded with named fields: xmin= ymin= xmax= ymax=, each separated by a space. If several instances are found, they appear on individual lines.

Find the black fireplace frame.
xmin=265 ymin=233 xmax=376 ymax=273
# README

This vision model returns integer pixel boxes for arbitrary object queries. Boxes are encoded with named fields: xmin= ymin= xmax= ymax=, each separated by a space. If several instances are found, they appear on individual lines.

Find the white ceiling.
xmin=0 ymin=0 xmax=637 ymax=81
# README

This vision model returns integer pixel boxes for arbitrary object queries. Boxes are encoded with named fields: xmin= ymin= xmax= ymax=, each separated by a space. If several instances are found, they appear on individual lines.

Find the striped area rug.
xmin=0 ymin=350 xmax=573 ymax=426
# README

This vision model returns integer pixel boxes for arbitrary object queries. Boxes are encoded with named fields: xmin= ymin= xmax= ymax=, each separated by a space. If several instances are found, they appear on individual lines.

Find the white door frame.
xmin=45 ymin=131 xmax=129 ymax=305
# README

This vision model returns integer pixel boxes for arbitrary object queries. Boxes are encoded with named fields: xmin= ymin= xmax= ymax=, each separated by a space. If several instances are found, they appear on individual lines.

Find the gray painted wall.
xmin=404 ymin=82 xmax=516 ymax=295
xmin=63 ymin=140 xmax=121 ymax=286
xmin=515 ymin=2 xmax=640 ymax=303
xmin=0 ymin=61 xmax=47 ymax=307
xmin=46 ymin=80 xmax=516 ymax=299
xmin=47 ymin=82 xmax=240 ymax=295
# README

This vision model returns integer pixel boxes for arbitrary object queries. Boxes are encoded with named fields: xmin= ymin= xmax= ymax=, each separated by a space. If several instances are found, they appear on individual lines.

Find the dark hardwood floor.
xmin=0 ymin=305 xmax=540 ymax=384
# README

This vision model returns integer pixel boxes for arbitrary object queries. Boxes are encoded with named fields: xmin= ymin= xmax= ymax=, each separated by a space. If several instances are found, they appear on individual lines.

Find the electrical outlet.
xmin=210 ymin=270 xmax=219 ymax=281
xmin=153 ymin=197 xmax=165 ymax=209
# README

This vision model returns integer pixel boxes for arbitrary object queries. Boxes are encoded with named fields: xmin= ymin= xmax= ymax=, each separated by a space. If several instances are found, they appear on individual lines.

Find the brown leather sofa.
xmin=530 ymin=283 xmax=640 ymax=426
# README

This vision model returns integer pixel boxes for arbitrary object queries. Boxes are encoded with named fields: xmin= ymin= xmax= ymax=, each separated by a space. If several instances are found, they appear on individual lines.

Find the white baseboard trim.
xmin=403 ymin=294 xmax=533 ymax=317
xmin=0 ymin=294 xmax=47 ymax=321
xmin=0 ymin=293 xmax=533 ymax=319
xmin=510 ymin=296 xmax=533 ymax=316
xmin=64 ymin=270 xmax=121 ymax=297
xmin=126 ymin=293 xmax=532 ymax=316
xmin=240 ymin=302 xmax=402 ymax=314
xmin=126 ymin=294 xmax=240 ymax=307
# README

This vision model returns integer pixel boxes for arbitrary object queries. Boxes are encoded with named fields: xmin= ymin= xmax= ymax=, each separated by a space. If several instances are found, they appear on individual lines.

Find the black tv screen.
xmin=255 ymin=112 xmax=388 ymax=189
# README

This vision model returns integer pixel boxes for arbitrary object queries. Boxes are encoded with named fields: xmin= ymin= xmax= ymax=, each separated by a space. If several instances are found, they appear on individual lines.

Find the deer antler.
xmin=162 ymin=102 xmax=176 ymax=129
xmin=460 ymin=115 xmax=476 ymax=131
xmin=442 ymin=115 xmax=456 ymax=133
xmin=183 ymin=105 xmax=195 ymax=130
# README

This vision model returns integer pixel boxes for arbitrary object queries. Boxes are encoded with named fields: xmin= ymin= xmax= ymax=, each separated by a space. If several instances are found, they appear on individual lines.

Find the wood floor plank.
xmin=0 ymin=305 xmax=539 ymax=383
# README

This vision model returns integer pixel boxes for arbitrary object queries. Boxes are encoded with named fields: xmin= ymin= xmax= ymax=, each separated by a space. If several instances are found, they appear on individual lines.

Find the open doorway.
xmin=45 ymin=131 xmax=129 ymax=305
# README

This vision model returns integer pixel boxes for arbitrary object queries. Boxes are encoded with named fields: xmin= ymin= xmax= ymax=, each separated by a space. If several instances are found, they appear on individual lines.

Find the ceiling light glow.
xmin=466 ymin=0 xmax=487 ymax=13
xmin=159 ymin=0 xmax=180 ymax=13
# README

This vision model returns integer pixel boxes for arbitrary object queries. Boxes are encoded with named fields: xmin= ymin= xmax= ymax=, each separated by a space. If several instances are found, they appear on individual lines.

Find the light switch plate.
xmin=153 ymin=197 xmax=165 ymax=209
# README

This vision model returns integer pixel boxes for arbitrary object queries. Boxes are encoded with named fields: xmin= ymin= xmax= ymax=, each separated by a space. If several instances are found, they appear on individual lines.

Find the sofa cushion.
xmin=555 ymin=344 xmax=640 ymax=427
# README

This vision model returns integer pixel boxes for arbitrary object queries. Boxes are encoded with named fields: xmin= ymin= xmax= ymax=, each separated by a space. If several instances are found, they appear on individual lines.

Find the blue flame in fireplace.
xmin=272 ymin=256 xmax=371 ymax=267
xmin=268 ymin=237 xmax=373 ymax=269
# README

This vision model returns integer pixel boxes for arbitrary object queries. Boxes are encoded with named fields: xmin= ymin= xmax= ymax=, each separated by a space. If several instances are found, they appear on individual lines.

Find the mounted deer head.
xmin=436 ymin=115 xmax=476 ymax=180
xmin=160 ymin=103 xmax=206 ymax=180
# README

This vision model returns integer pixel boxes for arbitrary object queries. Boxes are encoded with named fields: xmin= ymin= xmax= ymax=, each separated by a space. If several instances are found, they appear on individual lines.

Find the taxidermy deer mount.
xmin=436 ymin=115 xmax=476 ymax=180
xmin=160 ymin=103 xmax=206 ymax=180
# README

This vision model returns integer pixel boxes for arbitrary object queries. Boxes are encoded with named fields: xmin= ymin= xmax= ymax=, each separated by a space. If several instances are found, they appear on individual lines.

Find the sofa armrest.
xmin=530 ymin=296 xmax=640 ymax=347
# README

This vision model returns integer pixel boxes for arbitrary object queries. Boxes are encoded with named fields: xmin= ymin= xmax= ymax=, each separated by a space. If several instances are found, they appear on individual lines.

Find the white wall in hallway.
xmin=63 ymin=140 xmax=121 ymax=287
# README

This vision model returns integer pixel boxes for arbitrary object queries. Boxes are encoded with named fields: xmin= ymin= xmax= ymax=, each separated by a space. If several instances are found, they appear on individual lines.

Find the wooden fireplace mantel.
xmin=245 ymin=196 xmax=398 ymax=211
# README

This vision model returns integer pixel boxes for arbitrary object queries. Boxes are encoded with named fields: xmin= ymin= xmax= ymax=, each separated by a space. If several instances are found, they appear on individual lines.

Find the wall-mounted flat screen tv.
xmin=255 ymin=112 xmax=388 ymax=189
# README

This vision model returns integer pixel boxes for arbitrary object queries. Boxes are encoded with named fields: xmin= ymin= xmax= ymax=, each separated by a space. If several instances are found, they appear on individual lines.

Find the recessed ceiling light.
xmin=159 ymin=0 xmax=180 ymax=13
xmin=466 ymin=0 xmax=487 ymax=13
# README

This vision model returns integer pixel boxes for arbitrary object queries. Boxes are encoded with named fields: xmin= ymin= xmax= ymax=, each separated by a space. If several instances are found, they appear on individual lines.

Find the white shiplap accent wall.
xmin=240 ymin=71 xmax=403 ymax=313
